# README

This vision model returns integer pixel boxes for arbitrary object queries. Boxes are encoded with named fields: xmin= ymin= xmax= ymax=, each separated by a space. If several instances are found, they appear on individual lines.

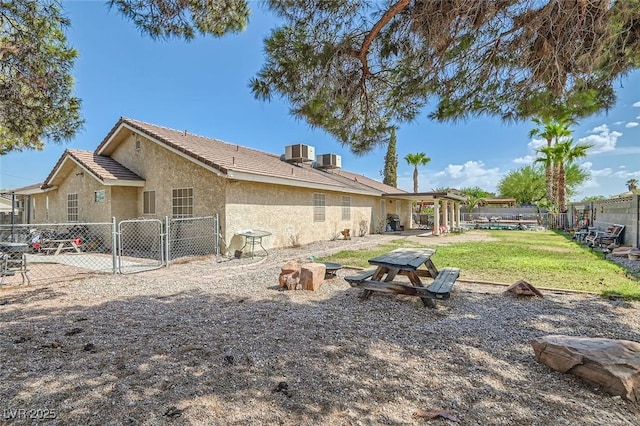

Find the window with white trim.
xmin=67 ymin=193 xmax=78 ymax=222
xmin=342 ymin=196 xmax=351 ymax=220
xmin=313 ymin=193 xmax=326 ymax=222
xmin=143 ymin=190 xmax=156 ymax=215
xmin=172 ymin=188 xmax=193 ymax=218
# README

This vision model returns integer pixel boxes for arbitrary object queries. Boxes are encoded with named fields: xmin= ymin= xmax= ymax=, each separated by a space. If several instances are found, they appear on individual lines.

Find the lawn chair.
xmin=588 ymin=224 xmax=625 ymax=249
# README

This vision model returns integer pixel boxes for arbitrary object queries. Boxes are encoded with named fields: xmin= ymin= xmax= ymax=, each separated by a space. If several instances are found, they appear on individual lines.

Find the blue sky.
xmin=1 ymin=2 xmax=639 ymax=199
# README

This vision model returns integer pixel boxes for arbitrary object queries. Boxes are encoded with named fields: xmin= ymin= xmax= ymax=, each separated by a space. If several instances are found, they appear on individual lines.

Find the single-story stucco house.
xmin=7 ymin=117 xmax=467 ymax=252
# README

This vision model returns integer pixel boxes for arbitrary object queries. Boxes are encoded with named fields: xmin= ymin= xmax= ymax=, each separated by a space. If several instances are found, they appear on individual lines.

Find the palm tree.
xmin=534 ymin=146 xmax=556 ymax=206
xmin=529 ymin=116 xmax=573 ymax=202
xmin=404 ymin=152 xmax=431 ymax=193
xmin=550 ymin=141 xmax=592 ymax=227
xmin=464 ymin=193 xmax=485 ymax=218
xmin=627 ymin=178 xmax=638 ymax=192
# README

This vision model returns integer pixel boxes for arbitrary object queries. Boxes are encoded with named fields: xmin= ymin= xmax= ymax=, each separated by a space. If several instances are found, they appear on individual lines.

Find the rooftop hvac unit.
xmin=316 ymin=153 xmax=342 ymax=169
xmin=284 ymin=144 xmax=315 ymax=163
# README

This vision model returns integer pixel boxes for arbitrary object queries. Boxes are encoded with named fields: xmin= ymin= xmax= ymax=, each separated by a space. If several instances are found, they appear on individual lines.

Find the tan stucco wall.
xmin=224 ymin=181 xmax=392 ymax=252
xmin=109 ymin=133 xmax=226 ymax=220
xmin=31 ymin=164 xmax=115 ymax=223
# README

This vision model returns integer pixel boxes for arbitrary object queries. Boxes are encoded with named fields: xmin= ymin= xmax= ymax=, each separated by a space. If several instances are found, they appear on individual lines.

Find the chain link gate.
xmin=117 ymin=218 xmax=164 ymax=274
xmin=167 ymin=215 xmax=220 ymax=264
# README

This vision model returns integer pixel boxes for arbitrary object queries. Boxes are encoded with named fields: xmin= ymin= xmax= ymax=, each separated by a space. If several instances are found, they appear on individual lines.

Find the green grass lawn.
xmin=319 ymin=230 xmax=640 ymax=299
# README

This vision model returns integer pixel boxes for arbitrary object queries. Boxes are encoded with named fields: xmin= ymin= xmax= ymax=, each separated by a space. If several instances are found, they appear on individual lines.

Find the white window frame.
xmin=313 ymin=193 xmax=326 ymax=222
xmin=67 ymin=193 xmax=78 ymax=222
xmin=172 ymin=187 xmax=193 ymax=218
xmin=342 ymin=196 xmax=351 ymax=221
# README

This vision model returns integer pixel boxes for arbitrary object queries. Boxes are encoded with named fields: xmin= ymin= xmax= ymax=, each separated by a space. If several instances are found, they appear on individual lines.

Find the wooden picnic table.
xmin=42 ymin=239 xmax=82 ymax=256
xmin=345 ymin=247 xmax=459 ymax=308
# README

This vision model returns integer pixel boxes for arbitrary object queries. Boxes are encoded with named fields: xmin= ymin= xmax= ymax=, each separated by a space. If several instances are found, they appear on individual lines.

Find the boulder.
xmin=299 ymin=263 xmax=326 ymax=291
xmin=531 ymin=335 xmax=640 ymax=401
xmin=504 ymin=280 xmax=543 ymax=297
xmin=279 ymin=261 xmax=300 ymax=290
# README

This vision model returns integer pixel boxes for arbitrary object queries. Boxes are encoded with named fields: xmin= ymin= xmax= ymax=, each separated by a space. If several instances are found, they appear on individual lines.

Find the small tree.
xmin=404 ymin=152 xmax=431 ymax=193
xmin=627 ymin=178 xmax=638 ymax=193
xmin=382 ymin=128 xmax=398 ymax=187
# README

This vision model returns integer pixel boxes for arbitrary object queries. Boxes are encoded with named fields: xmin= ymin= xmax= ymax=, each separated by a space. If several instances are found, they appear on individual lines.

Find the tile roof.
xmin=96 ymin=117 xmax=405 ymax=195
xmin=43 ymin=149 xmax=143 ymax=187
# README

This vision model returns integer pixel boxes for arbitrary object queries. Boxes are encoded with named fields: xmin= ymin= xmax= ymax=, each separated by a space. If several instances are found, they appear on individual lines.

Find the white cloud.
xmin=589 ymin=124 xmax=609 ymax=133
xmin=527 ymin=138 xmax=546 ymax=150
xmin=578 ymin=125 xmax=622 ymax=154
xmin=433 ymin=161 xmax=502 ymax=190
xmin=613 ymin=121 xmax=624 ymax=125
xmin=625 ymin=122 xmax=639 ymax=128
xmin=611 ymin=170 xmax=640 ymax=179
xmin=633 ymin=101 xmax=640 ymax=107
xmin=513 ymin=155 xmax=536 ymax=165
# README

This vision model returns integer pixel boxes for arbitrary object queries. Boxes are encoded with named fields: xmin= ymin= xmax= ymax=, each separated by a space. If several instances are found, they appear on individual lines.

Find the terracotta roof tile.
xmin=68 ymin=150 xmax=143 ymax=181
xmin=95 ymin=118 xmax=406 ymax=195
xmin=43 ymin=149 xmax=143 ymax=187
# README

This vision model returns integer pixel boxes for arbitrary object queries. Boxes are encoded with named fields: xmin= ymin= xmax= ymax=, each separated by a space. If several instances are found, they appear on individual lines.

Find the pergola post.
xmin=455 ymin=202 xmax=461 ymax=229
xmin=443 ymin=199 xmax=450 ymax=232
xmin=433 ymin=199 xmax=440 ymax=236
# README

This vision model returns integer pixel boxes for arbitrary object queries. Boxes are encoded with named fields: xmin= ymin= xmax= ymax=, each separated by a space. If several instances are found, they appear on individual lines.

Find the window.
xmin=94 ymin=190 xmax=106 ymax=203
xmin=342 ymin=196 xmax=351 ymax=220
xmin=67 ymin=193 xmax=78 ymax=222
xmin=143 ymin=190 xmax=156 ymax=215
xmin=313 ymin=193 xmax=325 ymax=222
xmin=172 ymin=188 xmax=193 ymax=218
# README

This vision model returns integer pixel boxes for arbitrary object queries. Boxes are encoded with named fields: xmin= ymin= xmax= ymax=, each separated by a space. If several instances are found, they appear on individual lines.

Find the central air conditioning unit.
xmin=316 ymin=153 xmax=342 ymax=169
xmin=284 ymin=144 xmax=315 ymax=163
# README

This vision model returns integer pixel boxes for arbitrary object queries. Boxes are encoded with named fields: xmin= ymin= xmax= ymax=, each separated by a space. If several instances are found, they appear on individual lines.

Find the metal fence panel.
xmin=0 ymin=222 xmax=114 ymax=285
xmin=117 ymin=219 xmax=164 ymax=274
xmin=168 ymin=215 xmax=219 ymax=264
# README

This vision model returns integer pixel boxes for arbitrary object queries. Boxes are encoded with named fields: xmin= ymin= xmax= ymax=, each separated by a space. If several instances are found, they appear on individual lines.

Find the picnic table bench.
xmin=344 ymin=248 xmax=460 ymax=308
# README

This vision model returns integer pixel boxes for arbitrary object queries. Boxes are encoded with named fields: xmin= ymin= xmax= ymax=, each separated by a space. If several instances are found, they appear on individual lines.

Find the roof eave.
xmin=103 ymin=179 xmax=145 ymax=187
xmin=227 ymin=171 xmax=381 ymax=196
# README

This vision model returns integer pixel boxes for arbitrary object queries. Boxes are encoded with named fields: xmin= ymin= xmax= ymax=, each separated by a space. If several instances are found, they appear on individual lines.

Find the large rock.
xmin=531 ymin=335 xmax=640 ymax=401
xmin=279 ymin=261 xmax=300 ymax=290
xmin=299 ymin=263 xmax=326 ymax=291
xmin=504 ymin=280 xmax=543 ymax=297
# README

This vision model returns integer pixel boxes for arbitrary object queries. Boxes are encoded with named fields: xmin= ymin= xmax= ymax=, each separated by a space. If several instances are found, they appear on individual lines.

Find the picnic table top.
xmin=368 ymin=247 xmax=436 ymax=270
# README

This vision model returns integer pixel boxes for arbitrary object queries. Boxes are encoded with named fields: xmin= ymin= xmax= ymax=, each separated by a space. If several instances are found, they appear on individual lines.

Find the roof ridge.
xmin=121 ymin=117 xmax=283 ymax=159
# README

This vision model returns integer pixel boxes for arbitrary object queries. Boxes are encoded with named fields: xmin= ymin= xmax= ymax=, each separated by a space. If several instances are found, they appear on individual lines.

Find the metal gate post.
xmin=111 ymin=217 xmax=118 ymax=273
xmin=165 ymin=216 xmax=170 ymax=267
xmin=214 ymin=213 xmax=220 ymax=256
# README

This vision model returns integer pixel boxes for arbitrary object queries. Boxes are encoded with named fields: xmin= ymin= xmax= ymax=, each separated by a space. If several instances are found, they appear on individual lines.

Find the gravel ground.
xmin=1 ymin=232 xmax=639 ymax=425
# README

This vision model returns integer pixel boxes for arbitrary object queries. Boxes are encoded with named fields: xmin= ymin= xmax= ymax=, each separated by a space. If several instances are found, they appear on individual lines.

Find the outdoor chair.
xmin=0 ymin=252 xmax=30 ymax=285
xmin=587 ymin=224 xmax=625 ymax=249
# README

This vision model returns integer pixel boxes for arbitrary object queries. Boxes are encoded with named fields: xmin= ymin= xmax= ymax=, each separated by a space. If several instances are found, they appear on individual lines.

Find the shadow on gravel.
xmin=1 ymin=280 xmax=639 ymax=425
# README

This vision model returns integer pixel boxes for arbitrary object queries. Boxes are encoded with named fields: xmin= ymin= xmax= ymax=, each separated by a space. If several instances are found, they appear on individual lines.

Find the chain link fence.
xmin=0 ymin=222 xmax=115 ymax=285
xmin=0 ymin=214 xmax=221 ymax=285
xmin=167 ymin=215 xmax=220 ymax=264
